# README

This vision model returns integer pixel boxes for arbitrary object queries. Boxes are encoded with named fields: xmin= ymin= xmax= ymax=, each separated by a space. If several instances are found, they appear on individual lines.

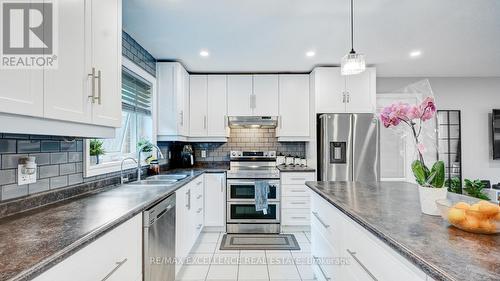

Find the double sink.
xmin=127 ymin=174 xmax=189 ymax=186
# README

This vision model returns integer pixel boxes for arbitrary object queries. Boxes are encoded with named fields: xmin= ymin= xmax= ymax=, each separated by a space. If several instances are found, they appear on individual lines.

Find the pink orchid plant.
xmin=380 ymin=97 xmax=445 ymax=188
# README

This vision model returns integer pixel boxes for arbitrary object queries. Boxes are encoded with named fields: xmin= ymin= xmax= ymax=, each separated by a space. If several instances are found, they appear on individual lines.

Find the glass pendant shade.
xmin=341 ymin=52 xmax=366 ymax=75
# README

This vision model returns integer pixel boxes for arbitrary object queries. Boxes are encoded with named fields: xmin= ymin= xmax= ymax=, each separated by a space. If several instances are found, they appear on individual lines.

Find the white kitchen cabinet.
xmin=204 ymin=173 xmax=226 ymax=228
xmin=227 ymin=75 xmax=253 ymax=116
xmin=33 ymin=214 xmax=142 ymax=281
xmin=253 ymin=75 xmax=279 ymax=116
xmin=312 ymin=67 xmax=376 ymax=114
xmin=175 ymin=175 xmax=205 ymax=275
xmin=189 ymin=75 xmax=208 ymax=136
xmin=277 ymin=75 xmax=310 ymax=139
xmin=189 ymin=75 xmax=228 ymax=139
xmin=207 ymin=75 xmax=228 ymax=137
xmin=227 ymin=74 xmax=279 ymax=117
xmin=89 ymin=0 xmax=122 ymax=128
xmin=280 ymin=172 xmax=315 ymax=229
xmin=157 ymin=62 xmax=190 ymax=140
xmin=310 ymin=192 xmax=427 ymax=281
xmin=0 ymin=0 xmax=121 ymax=137
xmin=44 ymin=0 xmax=90 ymax=124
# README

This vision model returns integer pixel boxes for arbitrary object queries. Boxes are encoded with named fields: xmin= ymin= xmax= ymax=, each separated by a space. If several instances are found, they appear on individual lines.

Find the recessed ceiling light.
xmin=199 ymin=50 xmax=209 ymax=57
xmin=410 ymin=50 xmax=422 ymax=58
xmin=306 ymin=51 xmax=316 ymax=57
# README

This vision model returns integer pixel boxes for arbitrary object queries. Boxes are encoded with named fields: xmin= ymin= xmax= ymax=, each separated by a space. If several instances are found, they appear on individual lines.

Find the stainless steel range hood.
xmin=227 ymin=116 xmax=278 ymax=129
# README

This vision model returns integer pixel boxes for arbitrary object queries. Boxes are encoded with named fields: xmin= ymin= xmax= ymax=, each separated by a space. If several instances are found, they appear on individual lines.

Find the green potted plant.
xmin=89 ymin=139 xmax=105 ymax=165
xmin=137 ymin=139 xmax=154 ymax=164
xmin=446 ymin=176 xmax=462 ymax=194
xmin=380 ymin=97 xmax=446 ymax=215
xmin=463 ymin=179 xmax=490 ymax=200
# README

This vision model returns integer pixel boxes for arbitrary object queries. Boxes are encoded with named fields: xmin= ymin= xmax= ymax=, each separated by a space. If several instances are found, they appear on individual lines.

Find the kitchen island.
xmin=306 ymin=181 xmax=500 ymax=281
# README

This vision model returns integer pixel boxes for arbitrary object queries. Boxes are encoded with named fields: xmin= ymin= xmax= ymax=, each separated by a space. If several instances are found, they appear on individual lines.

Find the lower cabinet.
xmin=311 ymin=192 xmax=427 ymax=281
xmin=204 ymin=173 xmax=226 ymax=228
xmin=281 ymin=172 xmax=315 ymax=228
xmin=33 ymin=214 xmax=142 ymax=281
xmin=175 ymin=175 xmax=205 ymax=275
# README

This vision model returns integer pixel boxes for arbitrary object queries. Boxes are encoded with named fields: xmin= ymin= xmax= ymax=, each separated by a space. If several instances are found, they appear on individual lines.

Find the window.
xmin=85 ymin=58 xmax=156 ymax=177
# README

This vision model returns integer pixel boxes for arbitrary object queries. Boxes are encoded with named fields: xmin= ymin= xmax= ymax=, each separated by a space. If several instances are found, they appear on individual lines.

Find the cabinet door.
xmin=207 ymin=75 xmax=227 ymax=137
xmin=345 ymin=68 xmax=376 ymax=113
xmin=189 ymin=75 xmax=208 ymax=136
xmin=278 ymin=75 xmax=309 ymax=137
xmin=175 ymin=185 xmax=189 ymax=275
xmin=0 ymin=70 xmax=43 ymax=118
xmin=90 ymin=0 xmax=121 ymax=128
xmin=44 ymin=0 xmax=91 ymax=124
xmin=313 ymin=68 xmax=345 ymax=113
xmin=178 ymin=67 xmax=190 ymax=136
xmin=253 ymin=75 xmax=278 ymax=116
xmin=157 ymin=63 xmax=177 ymax=135
xmin=204 ymin=173 xmax=225 ymax=227
xmin=227 ymin=75 xmax=252 ymax=116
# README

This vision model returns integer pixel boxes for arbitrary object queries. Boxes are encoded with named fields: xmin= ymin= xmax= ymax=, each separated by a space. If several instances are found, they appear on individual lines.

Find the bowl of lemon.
xmin=436 ymin=199 xmax=500 ymax=234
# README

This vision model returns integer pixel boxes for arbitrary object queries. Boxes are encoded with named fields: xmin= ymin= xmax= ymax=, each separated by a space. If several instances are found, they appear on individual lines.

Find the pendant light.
xmin=341 ymin=0 xmax=366 ymax=75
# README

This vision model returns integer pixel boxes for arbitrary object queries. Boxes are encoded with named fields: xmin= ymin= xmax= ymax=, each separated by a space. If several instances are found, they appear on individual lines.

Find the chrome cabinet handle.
xmin=196 ymin=195 xmax=202 ymax=199
xmin=290 ymin=202 xmax=306 ymax=205
xmin=220 ymin=176 xmax=224 ymax=193
xmin=179 ymin=111 xmax=184 ymax=126
xmin=88 ymin=67 xmax=98 ymax=104
xmin=279 ymin=115 xmax=283 ymax=129
xmin=204 ymin=116 xmax=207 ymax=129
xmin=312 ymin=212 xmax=330 ymax=228
xmin=313 ymin=256 xmax=331 ymax=281
xmin=197 ymin=208 xmax=202 ymax=214
xmin=196 ymin=181 xmax=203 ymax=186
xmin=196 ymin=224 xmax=202 ymax=229
xmin=346 ymin=249 xmax=378 ymax=281
xmin=291 ymin=216 xmax=307 ymax=219
xmin=101 ymin=258 xmax=127 ymax=281
xmin=290 ymin=189 xmax=306 ymax=193
xmin=186 ymin=189 xmax=191 ymax=210
xmin=346 ymin=92 xmax=350 ymax=103
xmin=96 ymin=70 xmax=102 ymax=105
xmin=342 ymin=91 xmax=346 ymax=103
xmin=291 ymin=177 xmax=306 ymax=181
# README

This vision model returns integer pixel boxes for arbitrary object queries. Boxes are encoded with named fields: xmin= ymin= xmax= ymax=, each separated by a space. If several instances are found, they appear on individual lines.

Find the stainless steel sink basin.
xmin=128 ymin=179 xmax=177 ymax=186
xmin=147 ymin=174 xmax=188 ymax=181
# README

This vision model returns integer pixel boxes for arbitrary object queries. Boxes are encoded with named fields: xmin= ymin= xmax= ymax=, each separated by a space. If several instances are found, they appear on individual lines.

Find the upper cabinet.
xmin=312 ymin=67 xmax=376 ymax=114
xmin=157 ymin=62 xmax=190 ymax=140
xmin=0 ymin=0 xmax=122 ymax=138
xmin=277 ymin=75 xmax=310 ymax=140
xmin=227 ymin=75 xmax=253 ymax=116
xmin=253 ymin=75 xmax=279 ymax=116
xmin=227 ymin=75 xmax=279 ymax=116
xmin=189 ymin=75 xmax=228 ymax=139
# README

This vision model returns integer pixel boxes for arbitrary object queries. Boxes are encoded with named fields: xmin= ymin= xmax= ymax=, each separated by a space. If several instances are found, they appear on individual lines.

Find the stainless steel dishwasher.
xmin=143 ymin=194 xmax=176 ymax=281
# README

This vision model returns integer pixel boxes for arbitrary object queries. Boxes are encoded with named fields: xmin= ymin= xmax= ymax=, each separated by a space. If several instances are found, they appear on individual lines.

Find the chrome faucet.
xmin=137 ymin=143 xmax=165 ymax=181
xmin=120 ymin=157 xmax=138 ymax=184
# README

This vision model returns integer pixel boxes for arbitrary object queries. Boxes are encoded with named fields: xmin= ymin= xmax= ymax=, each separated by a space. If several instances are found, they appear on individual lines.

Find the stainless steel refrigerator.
xmin=318 ymin=113 xmax=380 ymax=182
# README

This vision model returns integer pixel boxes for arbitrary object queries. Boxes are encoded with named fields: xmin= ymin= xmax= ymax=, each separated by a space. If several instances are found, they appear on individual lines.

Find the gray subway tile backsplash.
xmin=2 ymin=154 xmax=28 ymax=169
xmin=50 ymin=152 xmax=68 ymax=164
xmin=17 ymin=140 xmax=41 ymax=153
xmin=0 ymin=170 xmax=16 ymax=185
xmin=39 ymin=165 xmax=59 ymax=179
xmin=1 ymin=184 xmax=28 ymax=201
xmin=0 ymin=139 xmax=16 ymax=153
xmin=59 ymin=163 xmax=76 ymax=175
xmin=28 ymin=179 xmax=50 ymax=194
xmin=60 ymin=141 xmax=77 ymax=152
xmin=50 ymin=175 xmax=68 ymax=189
xmin=68 ymin=152 xmax=82 ymax=163
xmin=30 ymin=153 xmax=50 ymax=165
xmin=41 ymin=141 xmax=60 ymax=152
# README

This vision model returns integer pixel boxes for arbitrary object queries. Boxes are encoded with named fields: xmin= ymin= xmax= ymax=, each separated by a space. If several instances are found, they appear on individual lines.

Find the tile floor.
xmin=176 ymin=231 xmax=315 ymax=281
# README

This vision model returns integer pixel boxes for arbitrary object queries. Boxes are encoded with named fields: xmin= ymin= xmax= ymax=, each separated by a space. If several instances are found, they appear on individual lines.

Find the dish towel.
xmin=255 ymin=181 xmax=270 ymax=215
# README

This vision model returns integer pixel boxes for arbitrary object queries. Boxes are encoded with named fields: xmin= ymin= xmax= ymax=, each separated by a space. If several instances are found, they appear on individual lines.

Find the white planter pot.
xmin=418 ymin=186 xmax=448 ymax=216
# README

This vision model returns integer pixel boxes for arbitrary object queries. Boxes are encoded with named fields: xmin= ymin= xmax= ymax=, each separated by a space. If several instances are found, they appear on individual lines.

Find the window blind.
xmin=121 ymin=69 xmax=152 ymax=115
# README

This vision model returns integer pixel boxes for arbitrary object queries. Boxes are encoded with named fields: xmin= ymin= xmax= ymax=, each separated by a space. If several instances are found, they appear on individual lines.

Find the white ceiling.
xmin=123 ymin=0 xmax=500 ymax=76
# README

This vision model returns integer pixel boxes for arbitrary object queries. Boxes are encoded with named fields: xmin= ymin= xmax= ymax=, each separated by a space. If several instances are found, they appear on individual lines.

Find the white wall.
xmin=377 ymin=77 xmax=500 ymax=184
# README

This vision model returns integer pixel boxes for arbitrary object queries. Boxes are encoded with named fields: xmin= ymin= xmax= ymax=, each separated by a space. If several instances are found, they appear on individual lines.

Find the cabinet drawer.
xmin=282 ymin=196 xmax=310 ymax=209
xmin=34 ymin=214 xmax=142 ymax=281
xmin=311 ymin=223 xmax=338 ymax=281
xmin=282 ymin=209 xmax=310 ymax=226
xmin=281 ymin=172 xmax=315 ymax=185
xmin=342 ymin=219 xmax=426 ymax=281
xmin=282 ymin=184 xmax=310 ymax=197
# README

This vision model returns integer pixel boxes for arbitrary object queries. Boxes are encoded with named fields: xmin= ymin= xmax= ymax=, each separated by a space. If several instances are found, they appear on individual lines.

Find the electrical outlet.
xmin=168 ymin=151 xmax=172 ymax=159
xmin=201 ymin=150 xmax=207 ymax=158
xmin=17 ymin=156 xmax=37 ymax=185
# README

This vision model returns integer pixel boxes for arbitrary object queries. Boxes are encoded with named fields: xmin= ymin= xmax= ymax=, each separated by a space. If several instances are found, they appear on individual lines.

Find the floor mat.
xmin=219 ymin=234 xmax=300 ymax=250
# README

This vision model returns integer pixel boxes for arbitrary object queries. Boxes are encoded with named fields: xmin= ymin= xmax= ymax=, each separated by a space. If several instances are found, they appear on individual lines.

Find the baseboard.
xmin=281 ymin=225 xmax=311 ymax=233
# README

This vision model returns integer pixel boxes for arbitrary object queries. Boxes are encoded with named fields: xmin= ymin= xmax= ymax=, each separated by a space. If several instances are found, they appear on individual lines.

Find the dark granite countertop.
xmin=0 ymin=168 xmax=226 ymax=281
xmin=277 ymin=165 xmax=315 ymax=172
xmin=305 ymin=181 xmax=500 ymax=281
